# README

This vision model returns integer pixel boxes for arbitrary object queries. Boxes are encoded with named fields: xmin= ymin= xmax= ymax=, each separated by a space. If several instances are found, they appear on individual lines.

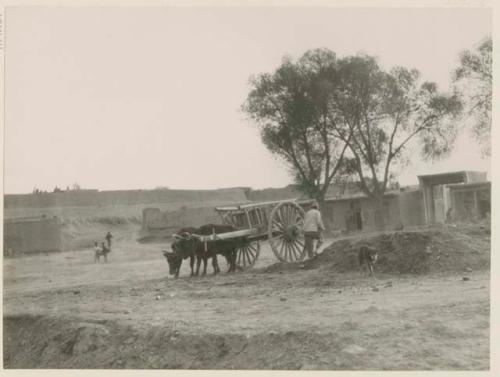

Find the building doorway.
xmin=350 ymin=201 xmax=362 ymax=231
xmin=478 ymin=189 xmax=491 ymax=218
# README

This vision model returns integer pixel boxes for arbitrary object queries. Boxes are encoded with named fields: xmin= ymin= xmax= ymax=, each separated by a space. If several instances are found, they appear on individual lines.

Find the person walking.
xmin=93 ymin=241 xmax=101 ymax=263
xmin=105 ymin=231 xmax=113 ymax=249
xmin=302 ymin=201 xmax=325 ymax=259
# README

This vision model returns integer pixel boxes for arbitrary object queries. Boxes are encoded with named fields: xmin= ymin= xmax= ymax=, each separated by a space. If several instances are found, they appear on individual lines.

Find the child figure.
xmin=94 ymin=242 xmax=101 ymax=263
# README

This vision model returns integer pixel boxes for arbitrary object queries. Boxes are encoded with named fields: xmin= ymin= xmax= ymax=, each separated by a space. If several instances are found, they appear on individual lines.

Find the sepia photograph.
xmin=1 ymin=1 xmax=494 ymax=371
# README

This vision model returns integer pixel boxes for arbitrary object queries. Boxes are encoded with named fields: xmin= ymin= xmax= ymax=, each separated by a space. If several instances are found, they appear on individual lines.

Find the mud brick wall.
xmin=4 ymin=188 xmax=248 ymax=210
xmin=142 ymin=207 xmax=220 ymax=231
xmin=4 ymin=217 xmax=62 ymax=254
xmin=323 ymin=194 xmax=419 ymax=233
xmin=398 ymin=190 xmax=425 ymax=226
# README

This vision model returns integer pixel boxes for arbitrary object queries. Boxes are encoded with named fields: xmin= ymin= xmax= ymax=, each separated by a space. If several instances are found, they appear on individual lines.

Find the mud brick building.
xmin=418 ymin=171 xmax=490 ymax=224
xmin=321 ymin=187 xmax=423 ymax=233
xmin=318 ymin=170 xmax=490 ymax=233
xmin=141 ymin=170 xmax=490 ymax=235
xmin=4 ymin=216 xmax=62 ymax=255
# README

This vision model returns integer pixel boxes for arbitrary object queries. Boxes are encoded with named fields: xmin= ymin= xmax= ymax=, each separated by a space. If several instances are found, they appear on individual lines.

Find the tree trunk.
xmin=315 ymin=195 xmax=330 ymax=234
xmin=373 ymin=194 xmax=386 ymax=231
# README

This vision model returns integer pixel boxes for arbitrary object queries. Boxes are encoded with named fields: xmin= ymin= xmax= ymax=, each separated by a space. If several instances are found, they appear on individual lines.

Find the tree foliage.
xmin=332 ymin=55 xmax=462 ymax=228
xmin=243 ymin=49 xmax=462 ymax=224
xmin=453 ymin=37 xmax=492 ymax=156
xmin=242 ymin=49 xmax=351 ymax=202
xmin=333 ymin=55 xmax=462 ymax=200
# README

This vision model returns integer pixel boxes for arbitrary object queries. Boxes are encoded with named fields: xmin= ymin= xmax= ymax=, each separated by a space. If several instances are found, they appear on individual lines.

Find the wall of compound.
xmin=142 ymin=207 xmax=221 ymax=232
xmin=4 ymin=217 xmax=62 ymax=254
xmin=4 ymin=188 xmax=249 ymax=210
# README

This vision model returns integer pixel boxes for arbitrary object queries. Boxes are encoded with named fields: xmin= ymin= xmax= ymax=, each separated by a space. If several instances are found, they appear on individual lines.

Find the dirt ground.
xmin=3 ymin=226 xmax=490 ymax=370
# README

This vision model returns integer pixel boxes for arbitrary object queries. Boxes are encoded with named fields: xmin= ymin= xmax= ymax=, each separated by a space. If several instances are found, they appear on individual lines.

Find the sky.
xmin=3 ymin=6 xmax=492 ymax=194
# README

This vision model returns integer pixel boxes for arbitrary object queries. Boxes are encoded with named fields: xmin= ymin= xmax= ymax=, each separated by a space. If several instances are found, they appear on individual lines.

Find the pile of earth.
xmin=266 ymin=225 xmax=490 ymax=275
xmin=3 ymin=315 xmax=360 ymax=369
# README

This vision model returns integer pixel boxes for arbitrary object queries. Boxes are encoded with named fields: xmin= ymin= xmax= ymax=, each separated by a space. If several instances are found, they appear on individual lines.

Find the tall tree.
xmin=331 ymin=55 xmax=462 ymax=229
xmin=453 ymin=37 xmax=492 ymax=156
xmin=242 ymin=49 xmax=351 ymax=205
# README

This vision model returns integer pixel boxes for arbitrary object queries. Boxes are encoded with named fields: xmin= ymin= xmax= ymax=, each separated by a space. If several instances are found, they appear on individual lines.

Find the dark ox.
xmin=162 ymin=224 xmax=239 ymax=278
xmin=162 ymin=227 xmax=197 ymax=278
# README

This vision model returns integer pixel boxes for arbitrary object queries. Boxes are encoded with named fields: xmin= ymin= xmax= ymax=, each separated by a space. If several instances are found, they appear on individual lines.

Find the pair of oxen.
xmin=162 ymin=223 xmax=244 ymax=278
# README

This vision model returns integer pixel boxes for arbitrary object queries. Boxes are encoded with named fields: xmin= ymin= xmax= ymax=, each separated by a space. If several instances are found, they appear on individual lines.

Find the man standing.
xmin=105 ymin=231 xmax=113 ymax=249
xmin=302 ymin=201 xmax=325 ymax=259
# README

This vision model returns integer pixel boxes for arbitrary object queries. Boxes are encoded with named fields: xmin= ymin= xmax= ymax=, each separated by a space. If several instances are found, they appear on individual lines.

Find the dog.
xmin=358 ymin=245 xmax=378 ymax=275
xmin=94 ymin=242 xmax=111 ymax=263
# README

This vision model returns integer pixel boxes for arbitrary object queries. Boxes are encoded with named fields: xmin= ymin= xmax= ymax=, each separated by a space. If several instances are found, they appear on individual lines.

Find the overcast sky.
xmin=4 ymin=6 xmax=491 ymax=194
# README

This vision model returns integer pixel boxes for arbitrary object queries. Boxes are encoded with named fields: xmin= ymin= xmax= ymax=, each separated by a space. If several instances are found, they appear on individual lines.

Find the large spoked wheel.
xmin=268 ymin=202 xmax=306 ymax=262
xmin=235 ymin=239 xmax=260 ymax=269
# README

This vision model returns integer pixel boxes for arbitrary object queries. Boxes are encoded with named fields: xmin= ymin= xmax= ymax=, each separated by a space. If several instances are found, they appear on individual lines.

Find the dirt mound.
xmin=264 ymin=262 xmax=303 ymax=274
xmin=3 ymin=315 xmax=349 ymax=369
xmin=316 ymin=227 xmax=489 ymax=274
xmin=266 ymin=226 xmax=490 ymax=275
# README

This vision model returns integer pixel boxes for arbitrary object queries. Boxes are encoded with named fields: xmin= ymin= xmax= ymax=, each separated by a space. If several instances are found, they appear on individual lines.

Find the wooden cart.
xmin=195 ymin=199 xmax=315 ymax=269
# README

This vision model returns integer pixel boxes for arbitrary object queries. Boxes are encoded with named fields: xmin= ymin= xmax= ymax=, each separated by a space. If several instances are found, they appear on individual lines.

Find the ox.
xmin=195 ymin=223 xmax=237 ymax=274
xmin=162 ymin=224 xmax=239 ymax=278
xmin=162 ymin=227 xmax=197 ymax=278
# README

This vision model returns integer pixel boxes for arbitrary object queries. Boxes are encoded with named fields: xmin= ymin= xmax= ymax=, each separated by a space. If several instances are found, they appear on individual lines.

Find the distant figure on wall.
xmin=302 ymin=201 xmax=325 ymax=259
xmin=105 ymin=231 xmax=113 ymax=249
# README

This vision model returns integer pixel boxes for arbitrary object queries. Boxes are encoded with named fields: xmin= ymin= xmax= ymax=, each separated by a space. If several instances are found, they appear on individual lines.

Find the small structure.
xmin=446 ymin=181 xmax=491 ymax=222
xmin=321 ymin=187 xmax=424 ymax=233
xmin=4 ymin=216 xmax=62 ymax=255
xmin=418 ymin=171 xmax=487 ymax=224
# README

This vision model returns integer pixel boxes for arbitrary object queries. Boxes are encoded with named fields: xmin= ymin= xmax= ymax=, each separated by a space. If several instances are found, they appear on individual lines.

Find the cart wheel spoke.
xmin=292 ymin=241 xmax=304 ymax=261
xmin=282 ymin=241 xmax=288 ymax=261
xmin=272 ymin=220 xmax=286 ymax=232
xmin=289 ymin=242 xmax=298 ymax=261
xmin=247 ymin=250 xmax=254 ymax=264
xmin=248 ymin=246 xmax=257 ymax=259
xmin=279 ymin=240 xmax=286 ymax=259
xmin=279 ymin=207 xmax=288 ymax=226
xmin=285 ymin=244 xmax=292 ymax=261
xmin=277 ymin=208 xmax=288 ymax=227
xmin=283 ymin=207 xmax=293 ymax=226
xmin=295 ymin=238 xmax=305 ymax=248
xmin=285 ymin=206 xmax=294 ymax=225
xmin=246 ymin=249 xmax=253 ymax=266
xmin=286 ymin=241 xmax=293 ymax=261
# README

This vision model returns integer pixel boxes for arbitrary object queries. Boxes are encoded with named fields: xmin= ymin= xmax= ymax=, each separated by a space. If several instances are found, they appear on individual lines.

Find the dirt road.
xmin=3 ymin=236 xmax=490 ymax=369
